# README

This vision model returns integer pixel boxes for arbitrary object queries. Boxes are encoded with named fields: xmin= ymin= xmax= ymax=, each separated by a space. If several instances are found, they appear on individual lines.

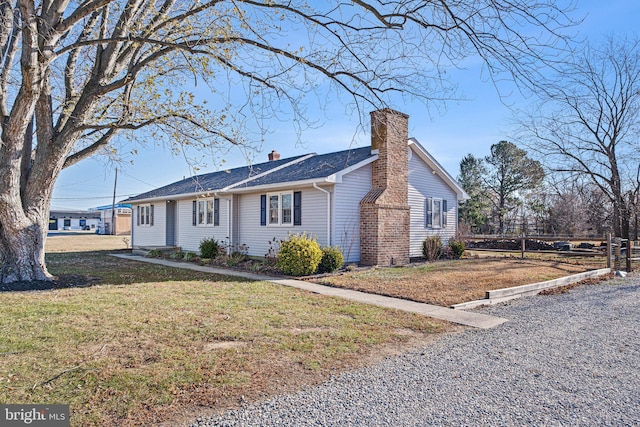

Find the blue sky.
xmin=51 ymin=0 xmax=640 ymax=211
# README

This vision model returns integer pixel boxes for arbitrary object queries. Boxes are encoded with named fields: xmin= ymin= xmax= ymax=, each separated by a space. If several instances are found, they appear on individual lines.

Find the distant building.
xmin=91 ymin=204 xmax=132 ymax=235
xmin=49 ymin=210 xmax=101 ymax=231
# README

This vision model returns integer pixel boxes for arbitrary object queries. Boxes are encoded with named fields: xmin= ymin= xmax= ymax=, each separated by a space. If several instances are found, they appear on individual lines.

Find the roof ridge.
xmin=222 ymin=153 xmax=317 ymax=191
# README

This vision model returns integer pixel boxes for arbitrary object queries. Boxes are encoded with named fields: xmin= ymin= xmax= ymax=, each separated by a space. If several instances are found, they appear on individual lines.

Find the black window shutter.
xmin=214 ymin=198 xmax=220 ymax=226
xmin=136 ymin=206 xmax=140 ymax=226
xmin=260 ymin=195 xmax=266 ymax=226
xmin=426 ymin=198 xmax=433 ymax=227
xmin=150 ymin=205 xmax=154 ymax=226
xmin=192 ymin=201 xmax=197 ymax=226
xmin=442 ymin=200 xmax=448 ymax=227
xmin=293 ymin=191 xmax=302 ymax=226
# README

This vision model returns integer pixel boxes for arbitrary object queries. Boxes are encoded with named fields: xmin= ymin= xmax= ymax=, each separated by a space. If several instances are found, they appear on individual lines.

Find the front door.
xmin=166 ymin=201 xmax=177 ymax=246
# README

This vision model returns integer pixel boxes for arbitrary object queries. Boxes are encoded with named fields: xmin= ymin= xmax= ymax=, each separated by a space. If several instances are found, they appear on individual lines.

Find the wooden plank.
xmin=486 ymin=268 xmax=612 ymax=299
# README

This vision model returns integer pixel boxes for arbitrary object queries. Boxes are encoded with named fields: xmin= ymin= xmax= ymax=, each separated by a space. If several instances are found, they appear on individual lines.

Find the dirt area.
xmin=317 ymin=257 xmax=603 ymax=307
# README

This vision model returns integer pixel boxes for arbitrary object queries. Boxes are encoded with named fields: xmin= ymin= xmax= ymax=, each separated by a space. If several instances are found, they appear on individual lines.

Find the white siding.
xmin=408 ymin=152 xmax=458 ymax=257
xmin=236 ymin=188 xmax=329 ymax=258
xmin=131 ymin=202 xmax=166 ymax=247
xmin=176 ymin=198 xmax=231 ymax=253
xmin=333 ymin=164 xmax=372 ymax=263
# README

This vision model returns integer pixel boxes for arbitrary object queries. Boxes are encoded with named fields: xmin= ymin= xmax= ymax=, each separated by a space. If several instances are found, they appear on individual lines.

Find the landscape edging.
xmin=450 ymin=268 xmax=612 ymax=310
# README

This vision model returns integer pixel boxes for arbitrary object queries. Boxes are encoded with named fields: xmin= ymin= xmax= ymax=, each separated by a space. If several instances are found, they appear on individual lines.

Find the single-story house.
xmin=125 ymin=109 xmax=468 ymax=265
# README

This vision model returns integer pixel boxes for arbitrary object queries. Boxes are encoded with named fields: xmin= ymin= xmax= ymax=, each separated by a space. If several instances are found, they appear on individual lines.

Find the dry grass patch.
xmin=1 ymin=251 xmax=448 ymax=426
xmin=46 ymin=233 xmax=130 ymax=253
xmin=319 ymin=258 xmax=603 ymax=307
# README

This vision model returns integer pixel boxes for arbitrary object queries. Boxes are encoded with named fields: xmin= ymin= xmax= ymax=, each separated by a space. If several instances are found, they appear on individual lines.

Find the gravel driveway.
xmin=192 ymin=274 xmax=640 ymax=426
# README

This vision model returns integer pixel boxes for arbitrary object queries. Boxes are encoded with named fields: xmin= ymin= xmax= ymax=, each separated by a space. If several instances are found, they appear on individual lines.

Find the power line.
xmin=51 ymin=194 xmax=138 ymax=200
xmin=120 ymin=170 xmax=157 ymax=188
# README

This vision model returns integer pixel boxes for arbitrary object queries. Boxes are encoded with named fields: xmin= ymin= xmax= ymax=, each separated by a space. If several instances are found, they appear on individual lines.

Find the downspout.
xmin=313 ymin=183 xmax=331 ymax=246
xmin=213 ymin=192 xmax=233 ymax=256
xmin=227 ymin=198 xmax=232 ymax=255
xmin=130 ymin=206 xmax=134 ymax=248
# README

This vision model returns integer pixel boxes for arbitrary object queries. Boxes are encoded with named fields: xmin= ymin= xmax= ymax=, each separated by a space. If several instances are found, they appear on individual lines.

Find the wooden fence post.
xmin=614 ymin=237 xmax=621 ymax=271
xmin=521 ymin=235 xmax=525 ymax=260
xmin=607 ymin=232 xmax=612 ymax=269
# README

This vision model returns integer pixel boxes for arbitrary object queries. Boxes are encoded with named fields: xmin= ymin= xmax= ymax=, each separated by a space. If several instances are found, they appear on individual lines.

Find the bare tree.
xmin=520 ymin=36 xmax=640 ymax=239
xmin=543 ymin=178 xmax=611 ymax=237
xmin=0 ymin=1 xmax=575 ymax=284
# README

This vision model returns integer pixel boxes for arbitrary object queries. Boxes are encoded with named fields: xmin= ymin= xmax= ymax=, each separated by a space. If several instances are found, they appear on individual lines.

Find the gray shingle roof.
xmin=233 ymin=146 xmax=374 ymax=189
xmin=124 ymin=154 xmax=307 ymax=202
xmin=125 ymin=146 xmax=373 ymax=201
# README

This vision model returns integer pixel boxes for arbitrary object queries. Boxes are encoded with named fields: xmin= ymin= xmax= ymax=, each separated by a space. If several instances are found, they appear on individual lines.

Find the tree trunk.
xmin=0 ymin=213 xmax=51 ymax=284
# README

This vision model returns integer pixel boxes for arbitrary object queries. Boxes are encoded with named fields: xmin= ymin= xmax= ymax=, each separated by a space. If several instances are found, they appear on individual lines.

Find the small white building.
xmin=49 ymin=210 xmax=101 ymax=231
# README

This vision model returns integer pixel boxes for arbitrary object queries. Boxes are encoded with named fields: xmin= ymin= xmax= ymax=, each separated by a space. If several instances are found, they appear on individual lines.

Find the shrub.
xmin=277 ymin=233 xmax=322 ymax=276
xmin=199 ymin=238 xmax=220 ymax=259
xmin=183 ymin=252 xmax=199 ymax=262
xmin=265 ymin=237 xmax=281 ymax=265
xmin=422 ymin=236 xmax=443 ymax=261
xmin=448 ymin=239 xmax=465 ymax=259
xmin=170 ymin=250 xmax=185 ymax=260
xmin=345 ymin=263 xmax=358 ymax=272
xmin=317 ymin=246 xmax=344 ymax=274
xmin=225 ymin=251 xmax=247 ymax=267
xmin=147 ymin=249 xmax=163 ymax=258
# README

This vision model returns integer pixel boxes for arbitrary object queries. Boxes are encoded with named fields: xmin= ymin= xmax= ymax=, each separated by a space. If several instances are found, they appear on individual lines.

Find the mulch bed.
xmin=1 ymin=274 xmax=100 ymax=292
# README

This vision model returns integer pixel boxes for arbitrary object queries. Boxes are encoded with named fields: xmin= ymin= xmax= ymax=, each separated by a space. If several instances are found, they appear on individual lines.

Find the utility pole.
xmin=111 ymin=168 xmax=118 ymax=235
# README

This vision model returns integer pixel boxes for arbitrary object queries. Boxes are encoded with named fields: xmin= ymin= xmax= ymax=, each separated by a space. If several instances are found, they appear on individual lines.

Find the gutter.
xmin=124 ymin=189 xmax=227 ymax=205
xmin=313 ymin=183 xmax=331 ymax=247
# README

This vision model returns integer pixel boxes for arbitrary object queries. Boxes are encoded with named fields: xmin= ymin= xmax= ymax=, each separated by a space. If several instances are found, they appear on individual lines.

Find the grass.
xmin=319 ymin=255 xmax=604 ymax=307
xmin=45 ymin=233 xmax=130 ymax=253
xmin=0 ymin=236 xmax=448 ymax=426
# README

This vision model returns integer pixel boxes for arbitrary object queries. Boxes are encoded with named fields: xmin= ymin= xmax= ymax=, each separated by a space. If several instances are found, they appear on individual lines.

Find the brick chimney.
xmin=360 ymin=109 xmax=410 ymax=266
xmin=268 ymin=150 xmax=280 ymax=161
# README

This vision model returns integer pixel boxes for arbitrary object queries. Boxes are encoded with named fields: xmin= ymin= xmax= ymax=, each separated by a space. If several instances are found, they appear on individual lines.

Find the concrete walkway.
xmin=111 ymin=254 xmax=508 ymax=329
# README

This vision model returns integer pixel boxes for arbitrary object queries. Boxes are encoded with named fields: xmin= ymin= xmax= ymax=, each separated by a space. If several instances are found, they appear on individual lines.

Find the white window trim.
xmin=197 ymin=198 xmax=216 ymax=227
xmin=267 ymin=191 xmax=294 ymax=226
xmin=139 ymin=204 xmax=152 ymax=227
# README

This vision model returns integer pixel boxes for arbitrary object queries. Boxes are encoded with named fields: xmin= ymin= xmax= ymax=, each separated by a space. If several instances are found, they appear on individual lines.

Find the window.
xmin=282 ymin=193 xmax=292 ymax=224
xmin=261 ymin=191 xmax=301 ymax=226
xmin=137 ymin=204 xmax=154 ymax=226
xmin=197 ymin=200 xmax=205 ymax=225
xmin=268 ymin=192 xmax=292 ymax=225
xmin=269 ymin=194 xmax=279 ymax=224
xmin=432 ymin=199 xmax=442 ymax=228
xmin=426 ymin=198 xmax=448 ymax=229
xmin=63 ymin=219 xmax=71 ymax=227
xmin=193 ymin=198 xmax=219 ymax=226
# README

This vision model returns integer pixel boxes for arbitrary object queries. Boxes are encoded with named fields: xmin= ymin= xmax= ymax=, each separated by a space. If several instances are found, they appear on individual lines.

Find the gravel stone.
xmin=191 ymin=274 xmax=640 ymax=426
